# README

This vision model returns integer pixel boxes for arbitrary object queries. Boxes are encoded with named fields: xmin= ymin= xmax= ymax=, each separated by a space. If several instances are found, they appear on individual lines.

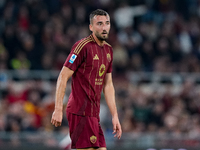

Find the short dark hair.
xmin=89 ymin=9 xmax=109 ymax=24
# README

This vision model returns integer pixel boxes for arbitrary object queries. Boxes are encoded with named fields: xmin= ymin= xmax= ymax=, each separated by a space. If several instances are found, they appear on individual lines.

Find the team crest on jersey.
xmin=90 ymin=135 xmax=97 ymax=144
xmin=107 ymin=53 xmax=111 ymax=62
xmin=99 ymin=64 xmax=105 ymax=77
xmin=69 ymin=54 xmax=77 ymax=64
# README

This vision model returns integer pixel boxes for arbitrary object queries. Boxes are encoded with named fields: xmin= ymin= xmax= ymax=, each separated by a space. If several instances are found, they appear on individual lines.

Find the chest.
xmin=84 ymin=45 xmax=111 ymax=75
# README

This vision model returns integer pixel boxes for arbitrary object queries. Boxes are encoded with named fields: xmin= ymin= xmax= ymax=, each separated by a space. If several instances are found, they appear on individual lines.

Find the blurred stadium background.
xmin=1 ymin=0 xmax=200 ymax=150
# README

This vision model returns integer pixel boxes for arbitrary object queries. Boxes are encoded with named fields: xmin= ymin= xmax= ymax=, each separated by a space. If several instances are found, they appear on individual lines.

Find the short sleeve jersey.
xmin=64 ymin=35 xmax=113 ymax=118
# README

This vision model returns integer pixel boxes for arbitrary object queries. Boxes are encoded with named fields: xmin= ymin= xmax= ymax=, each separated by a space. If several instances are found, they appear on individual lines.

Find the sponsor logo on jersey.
xmin=95 ymin=78 xmax=103 ymax=85
xmin=90 ymin=135 xmax=97 ymax=144
xmin=69 ymin=54 xmax=77 ymax=64
xmin=93 ymin=54 xmax=99 ymax=60
xmin=99 ymin=64 xmax=105 ymax=77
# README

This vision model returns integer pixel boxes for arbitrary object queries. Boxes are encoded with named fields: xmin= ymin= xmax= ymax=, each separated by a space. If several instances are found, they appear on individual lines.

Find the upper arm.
xmin=103 ymin=73 xmax=113 ymax=89
xmin=58 ymin=66 xmax=74 ymax=83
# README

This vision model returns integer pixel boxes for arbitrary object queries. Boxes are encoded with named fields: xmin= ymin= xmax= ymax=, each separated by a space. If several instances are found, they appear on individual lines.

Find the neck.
xmin=92 ymin=33 xmax=105 ymax=47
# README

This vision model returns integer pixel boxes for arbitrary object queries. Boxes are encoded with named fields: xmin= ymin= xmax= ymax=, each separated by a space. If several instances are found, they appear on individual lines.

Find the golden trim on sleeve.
xmin=74 ymin=37 xmax=93 ymax=54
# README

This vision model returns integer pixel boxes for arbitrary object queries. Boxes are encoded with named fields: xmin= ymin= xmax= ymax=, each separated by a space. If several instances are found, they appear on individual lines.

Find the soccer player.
xmin=51 ymin=9 xmax=122 ymax=150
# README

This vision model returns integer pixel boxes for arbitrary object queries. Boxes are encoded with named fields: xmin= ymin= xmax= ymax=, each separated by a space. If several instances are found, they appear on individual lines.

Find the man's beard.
xmin=95 ymin=31 xmax=109 ymax=41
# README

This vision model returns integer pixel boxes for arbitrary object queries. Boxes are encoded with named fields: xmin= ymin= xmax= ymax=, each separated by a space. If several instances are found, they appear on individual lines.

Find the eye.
xmin=97 ymin=22 xmax=102 ymax=25
xmin=106 ymin=22 xmax=110 ymax=25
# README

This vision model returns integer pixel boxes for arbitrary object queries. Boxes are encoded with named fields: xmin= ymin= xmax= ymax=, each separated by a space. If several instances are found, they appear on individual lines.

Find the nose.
xmin=102 ymin=23 xmax=109 ymax=32
xmin=102 ymin=24 xmax=106 ymax=30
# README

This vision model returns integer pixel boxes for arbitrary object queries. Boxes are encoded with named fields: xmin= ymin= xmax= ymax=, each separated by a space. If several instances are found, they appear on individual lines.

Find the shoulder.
xmin=104 ymin=41 xmax=113 ymax=51
xmin=104 ymin=41 xmax=112 ymax=48
xmin=72 ymin=35 xmax=95 ymax=54
xmin=75 ymin=35 xmax=95 ymax=47
xmin=104 ymin=41 xmax=113 ymax=53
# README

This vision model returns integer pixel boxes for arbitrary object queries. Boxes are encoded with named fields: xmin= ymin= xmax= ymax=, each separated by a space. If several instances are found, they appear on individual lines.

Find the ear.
xmin=89 ymin=24 xmax=93 ymax=32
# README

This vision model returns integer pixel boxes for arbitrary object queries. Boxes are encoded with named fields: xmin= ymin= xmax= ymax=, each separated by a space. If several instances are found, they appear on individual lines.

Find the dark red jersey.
xmin=64 ymin=35 xmax=113 ymax=118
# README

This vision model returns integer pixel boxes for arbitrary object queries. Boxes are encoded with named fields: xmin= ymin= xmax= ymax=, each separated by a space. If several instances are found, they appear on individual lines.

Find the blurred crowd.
xmin=1 ymin=0 xmax=200 ymax=145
